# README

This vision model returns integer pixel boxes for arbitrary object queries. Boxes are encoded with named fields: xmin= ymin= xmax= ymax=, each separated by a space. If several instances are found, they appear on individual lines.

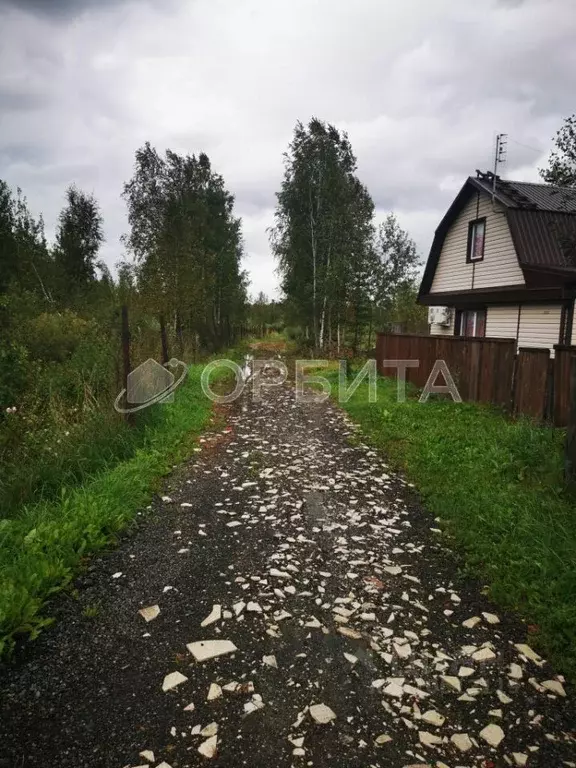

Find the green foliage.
xmin=540 ymin=113 xmax=576 ymax=187
xmin=334 ymin=372 xmax=576 ymax=677
xmin=54 ymin=185 xmax=104 ymax=292
xmin=271 ymin=119 xmax=422 ymax=353
xmin=122 ymin=143 xmax=247 ymax=351
xmin=0 ymin=365 xmax=217 ymax=656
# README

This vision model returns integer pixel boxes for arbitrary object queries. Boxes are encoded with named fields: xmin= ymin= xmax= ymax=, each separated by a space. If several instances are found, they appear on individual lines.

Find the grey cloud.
xmin=0 ymin=0 xmax=574 ymax=297
xmin=0 ymin=0 xmax=134 ymax=19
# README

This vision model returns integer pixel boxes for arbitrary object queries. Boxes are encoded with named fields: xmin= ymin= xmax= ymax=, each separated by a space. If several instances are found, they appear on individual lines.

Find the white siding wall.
xmin=517 ymin=305 xmax=562 ymax=353
xmin=430 ymin=193 xmax=525 ymax=294
xmin=486 ymin=305 xmax=520 ymax=340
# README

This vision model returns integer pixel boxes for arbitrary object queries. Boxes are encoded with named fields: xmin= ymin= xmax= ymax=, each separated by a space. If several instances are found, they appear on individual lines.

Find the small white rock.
xmin=479 ymin=723 xmax=505 ymax=747
xmin=309 ymin=703 xmax=336 ymax=724
xmin=138 ymin=605 xmax=160 ymax=622
xmin=162 ymin=671 xmax=188 ymax=692
xmin=198 ymin=735 xmax=218 ymax=758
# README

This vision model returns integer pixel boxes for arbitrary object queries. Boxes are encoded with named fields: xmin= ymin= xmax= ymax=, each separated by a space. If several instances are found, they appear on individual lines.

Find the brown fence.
xmin=375 ymin=332 xmax=576 ymax=426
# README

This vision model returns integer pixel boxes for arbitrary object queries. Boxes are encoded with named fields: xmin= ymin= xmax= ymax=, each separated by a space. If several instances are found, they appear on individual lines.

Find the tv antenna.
xmin=492 ymin=133 xmax=507 ymax=202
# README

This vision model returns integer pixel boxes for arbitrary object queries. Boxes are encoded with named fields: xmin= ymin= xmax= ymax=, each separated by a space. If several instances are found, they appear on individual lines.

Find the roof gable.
xmin=419 ymin=174 xmax=576 ymax=299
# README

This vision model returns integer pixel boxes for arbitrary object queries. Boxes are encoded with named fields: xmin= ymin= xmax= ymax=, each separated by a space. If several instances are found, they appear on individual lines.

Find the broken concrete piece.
xmin=138 ymin=605 xmax=160 ymax=622
xmin=541 ymin=679 xmax=566 ymax=697
xmin=162 ymin=671 xmax=188 ymax=692
xmin=422 ymin=710 xmax=445 ymax=727
xmin=198 ymin=735 xmax=218 ymax=758
xmin=207 ymin=683 xmax=222 ymax=700
xmin=309 ymin=703 xmax=336 ymax=724
xmin=472 ymin=647 xmax=496 ymax=662
xmin=263 ymin=654 xmax=278 ymax=668
xmin=187 ymin=639 xmax=237 ymax=662
xmin=201 ymin=605 xmax=222 ymax=627
xmin=479 ymin=723 xmax=505 ymax=747
xmin=451 ymin=733 xmax=473 ymax=752
xmin=440 ymin=675 xmax=461 ymax=692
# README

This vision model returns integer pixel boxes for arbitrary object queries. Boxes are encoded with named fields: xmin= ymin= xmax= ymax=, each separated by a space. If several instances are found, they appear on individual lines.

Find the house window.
xmin=456 ymin=309 xmax=486 ymax=337
xmin=467 ymin=218 xmax=486 ymax=262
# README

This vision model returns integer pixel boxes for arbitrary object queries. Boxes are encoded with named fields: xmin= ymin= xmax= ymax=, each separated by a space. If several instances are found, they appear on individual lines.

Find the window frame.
xmin=455 ymin=308 xmax=486 ymax=338
xmin=466 ymin=217 xmax=486 ymax=263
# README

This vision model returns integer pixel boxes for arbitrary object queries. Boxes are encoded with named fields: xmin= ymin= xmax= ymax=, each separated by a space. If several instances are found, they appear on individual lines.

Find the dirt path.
xmin=1 ymin=373 xmax=575 ymax=768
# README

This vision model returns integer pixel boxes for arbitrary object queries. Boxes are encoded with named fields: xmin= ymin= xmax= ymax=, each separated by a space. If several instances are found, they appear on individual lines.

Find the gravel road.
xmin=1 ymin=372 xmax=575 ymax=768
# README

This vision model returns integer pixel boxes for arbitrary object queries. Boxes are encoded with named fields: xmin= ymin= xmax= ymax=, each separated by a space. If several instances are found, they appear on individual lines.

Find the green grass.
xmin=332 ymin=372 xmax=576 ymax=677
xmin=0 ymin=364 xmax=224 ymax=658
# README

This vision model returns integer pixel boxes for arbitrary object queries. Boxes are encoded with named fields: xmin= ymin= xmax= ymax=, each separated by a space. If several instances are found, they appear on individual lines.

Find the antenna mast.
xmin=492 ymin=133 xmax=508 ymax=203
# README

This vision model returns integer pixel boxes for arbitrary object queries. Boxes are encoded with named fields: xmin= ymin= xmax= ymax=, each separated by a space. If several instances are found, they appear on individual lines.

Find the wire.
xmin=508 ymin=137 xmax=546 ymax=156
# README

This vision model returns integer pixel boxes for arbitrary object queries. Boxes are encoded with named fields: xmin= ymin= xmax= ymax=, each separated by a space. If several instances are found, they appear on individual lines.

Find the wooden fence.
xmin=375 ymin=333 xmax=576 ymax=427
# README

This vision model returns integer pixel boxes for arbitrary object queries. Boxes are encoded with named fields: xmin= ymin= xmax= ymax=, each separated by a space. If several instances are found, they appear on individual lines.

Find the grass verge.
xmin=332 ymin=371 xmax=576 ymax=678
xmin=0 ymin=364 xmax=224 ymax=658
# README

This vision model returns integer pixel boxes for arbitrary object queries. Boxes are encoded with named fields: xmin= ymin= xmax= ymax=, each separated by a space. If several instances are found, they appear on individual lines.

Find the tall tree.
xmin=540 ymin=114 xmax=576 ymax=187
xmin=271 ymin=118 xmax=374 ymax=350
xmin=54 ymin=185 xmax=104 ymax=289
xmin=122 ymin=143 xmax=246 ymax=350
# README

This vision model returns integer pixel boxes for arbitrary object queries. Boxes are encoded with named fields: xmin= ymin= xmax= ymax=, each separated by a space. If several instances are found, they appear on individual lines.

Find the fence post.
xmin=121 ymin=304 xmax=133 ymax=425
xmin=565 ymin=353 xmax=576 ymax=486
xmin=159 ymin=313 xmax=169 ymax=364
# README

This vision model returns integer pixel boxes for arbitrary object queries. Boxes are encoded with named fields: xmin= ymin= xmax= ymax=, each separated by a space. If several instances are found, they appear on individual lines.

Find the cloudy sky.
xmin=1 ymin=0 xmax=574 ymax=299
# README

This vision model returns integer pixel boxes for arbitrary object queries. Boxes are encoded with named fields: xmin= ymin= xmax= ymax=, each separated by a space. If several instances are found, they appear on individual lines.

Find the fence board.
xmin=553 ymin=346 xmax=576 ymax=427
xmin=375 ymin=332 xmax=517 ymax=411
xmin=513 ymin=348 xmax=550 ymax=421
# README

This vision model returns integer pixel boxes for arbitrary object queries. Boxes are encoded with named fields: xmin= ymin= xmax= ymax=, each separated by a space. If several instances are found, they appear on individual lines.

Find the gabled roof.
xmin=419 ymin=171 xmax=576 ymax=298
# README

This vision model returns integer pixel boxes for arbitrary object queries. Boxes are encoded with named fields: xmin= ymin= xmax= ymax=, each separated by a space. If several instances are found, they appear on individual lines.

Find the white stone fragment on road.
xmin=509 ymin=663 xmax=523 ymax=680
xmin=201 ymin=605 xmax=222 ymax=627
xmin=513 ymin=753 xmax=528 ymax=766
xmin=187 ymin=639 xmax=238 ymax=662
xmin=309 ymin=703 xmax=336 ymax=724
xmin=156 ymin=763 xmax=173 ymax=768
xmin=514 ymin=644 xmax=544 ymax=665
xmin=343 ymin=652 xmax=358 ymax=665
xmin=161 ymin=496 xmax=172 ymax=503
xmin=384 ymin=682 xmax=404 ymax=698
xmin=451 ymin=733 xmax=473 ymax=752
xmin=233 ymin=601 xmax=245 ymax=616
xmin=226 ymin=520 xmax=241 ymax=527
xmin=458 ymin=666 xmax=475 ymax=677
xmin=269 ymin=568 xmax=291 ymax=579
xmin=472 ymin=647 xmax=496 ymax=662
xmin=138 ymin=605 xmax=160 ymax=622
xmin=201 ymin=722 xmax=218 ymax=737
xmin=479 ymin=723 xmax=505 ymax=747
xmin=207 ymin=683 xmax=222 ymax=701
xmin=337 ymin=626 xmax=362 ymax=640
xmin=247 ymin=601 xmax=262 ymax=613
xmin=419 ymin=731 xmax=442 ymax=747
xmin=198 ymin=735 xmax=218 ymax=759
xmin=384 ymin=566 xmax=402 ymax=576
xmin=184 ymin=702 xmax=195 ymax=711
xmin=440 ymin=676 xmax=461 ymax=692
xmin=482 ymin=612 xmax=500 ymax=624
xmin=263 ymin=655 xmax=278 ymax=668
xmin=541 ymin=679 xmax=566 ymax=697
xmin=462 ymin=616 xmax=481 ymax=628
xmin=162 ymin=671 xmax=188 ymax=692
xmin=375 ymin=734 xmax=392 ymax=745
xmin=421 ymin=711 xmax=445 ymax=727
xmin=112 ymin=572 xmax=122 ymax=579
xmin=139 ymin=750 xmax=155 ymax=762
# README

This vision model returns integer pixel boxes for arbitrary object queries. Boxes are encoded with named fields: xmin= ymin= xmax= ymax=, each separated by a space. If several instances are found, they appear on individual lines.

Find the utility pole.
xmin=492 ymin=133 xmax=508 ymax=203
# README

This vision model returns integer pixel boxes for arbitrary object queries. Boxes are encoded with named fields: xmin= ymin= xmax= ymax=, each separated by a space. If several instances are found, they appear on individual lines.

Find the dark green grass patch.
xmin=333 ymin=372 xmax=576 ymax=677
xmin=0 ymin=364 xmax=221 ymax=657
